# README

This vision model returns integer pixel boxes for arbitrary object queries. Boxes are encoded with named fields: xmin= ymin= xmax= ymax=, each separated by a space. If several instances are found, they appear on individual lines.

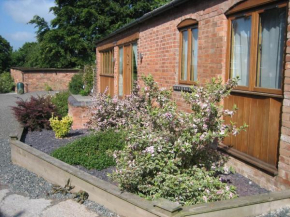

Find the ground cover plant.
xmin=51 ymin=130 xmax=126 ymax=170
xmin=12 ymin=95 xmax=58 ymax=131
xmin=88 ymin=75 xmax=247 ymax=205
xmin=51 ymin=91 xmax=71 ymax=117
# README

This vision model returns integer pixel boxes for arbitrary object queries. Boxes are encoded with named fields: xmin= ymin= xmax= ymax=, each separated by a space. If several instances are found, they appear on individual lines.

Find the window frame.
xmin=226 ymin=1 xmax=287 ymax=95
xmin=100 ymin=48 xmax=114 ymax=76
xmin=178 ymin=24 xmax=199 ymax=85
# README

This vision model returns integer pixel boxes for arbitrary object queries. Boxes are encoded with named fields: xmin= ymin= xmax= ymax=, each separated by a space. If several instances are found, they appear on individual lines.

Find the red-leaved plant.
xmin=11 ymin=95 xmax=59 ymax=131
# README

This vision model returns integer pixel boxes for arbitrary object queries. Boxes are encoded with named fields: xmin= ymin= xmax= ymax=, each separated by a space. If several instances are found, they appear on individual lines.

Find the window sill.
xmin=231 ymin=89 xmax=283 ymax=99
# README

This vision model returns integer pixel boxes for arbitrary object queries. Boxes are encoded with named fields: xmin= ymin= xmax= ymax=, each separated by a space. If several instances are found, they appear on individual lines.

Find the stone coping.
xmin=11 ymin=67 xmax=80 ymax=73
xmin=9 ymin=126 xmax=290 ymax=217
xmin=68 ymin=95 xmax=93 ymax=107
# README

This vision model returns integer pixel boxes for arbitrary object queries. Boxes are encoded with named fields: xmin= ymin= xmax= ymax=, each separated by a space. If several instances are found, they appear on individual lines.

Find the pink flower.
xmin=203 ymin=196 xmax=208 ymax=203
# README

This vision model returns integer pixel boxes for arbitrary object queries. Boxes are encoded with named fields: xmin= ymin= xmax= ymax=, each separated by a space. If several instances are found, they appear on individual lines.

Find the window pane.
xmin=119 ymin=47 xmax=123 ymax=96
xmin=181 ymin=30 xmax=188 ymax=80
xmin=190 ymin=28 xmax=198 ymax=81
xmin=257 ymin=7 xmax=286 ymax=89
xmin=230 ymin=16 xmax=251 ymax=86
xmin=132 ymin=43 xmax=138 ymax=87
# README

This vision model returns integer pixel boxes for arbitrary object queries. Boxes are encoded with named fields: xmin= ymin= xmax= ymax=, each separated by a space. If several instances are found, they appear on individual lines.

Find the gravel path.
xmin=0 ymin=92 xmax=119 ymax=217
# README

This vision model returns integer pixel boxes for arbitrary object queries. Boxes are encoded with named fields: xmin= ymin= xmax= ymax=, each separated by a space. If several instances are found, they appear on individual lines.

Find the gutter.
xmin=95 ymin=0 xmax=189 ymax=45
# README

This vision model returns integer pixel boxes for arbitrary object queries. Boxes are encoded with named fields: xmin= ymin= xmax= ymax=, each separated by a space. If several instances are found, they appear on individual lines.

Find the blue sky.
xmin=0 ymin=0 xmax=55 ymax=50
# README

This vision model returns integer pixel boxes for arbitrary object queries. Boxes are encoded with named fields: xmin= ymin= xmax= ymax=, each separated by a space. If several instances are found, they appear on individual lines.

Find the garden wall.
xmin=10 ymin=67 xmax=79 ymax=93
xmin=68 ymin=95 xmax=91 ymax=130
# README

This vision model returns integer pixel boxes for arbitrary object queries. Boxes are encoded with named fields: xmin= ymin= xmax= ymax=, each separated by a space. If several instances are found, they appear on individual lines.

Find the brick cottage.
xmin=10 ymin=67 xmax=79 ymax=93
xmin=94 ymin=0 xmax=290 ymax=191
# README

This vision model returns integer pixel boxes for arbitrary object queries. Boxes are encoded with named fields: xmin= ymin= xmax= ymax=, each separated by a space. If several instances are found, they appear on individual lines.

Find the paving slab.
xmin=41 ymin=200 xmax=100 ymax=217
xmin=0 ymin=194 xmax=51 ymax=217
xmin=0 ymin=189 xmax=9 ymax=201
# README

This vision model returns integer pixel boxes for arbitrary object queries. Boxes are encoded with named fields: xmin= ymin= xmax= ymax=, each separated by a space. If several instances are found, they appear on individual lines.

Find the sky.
xmin=0 ymin=0 xmax=55 ymax=50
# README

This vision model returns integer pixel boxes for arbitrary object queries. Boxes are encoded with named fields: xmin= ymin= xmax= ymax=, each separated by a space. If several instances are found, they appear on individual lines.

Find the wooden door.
xmin=123 ymin=45 xmax=132 ymax=96
xmin=223 ymin=93 xmax=282 ymax=170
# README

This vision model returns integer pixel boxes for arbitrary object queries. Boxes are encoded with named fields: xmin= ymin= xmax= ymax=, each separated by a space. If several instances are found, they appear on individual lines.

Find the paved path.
xmin=0 ymin=92 xmax=113 ymax=217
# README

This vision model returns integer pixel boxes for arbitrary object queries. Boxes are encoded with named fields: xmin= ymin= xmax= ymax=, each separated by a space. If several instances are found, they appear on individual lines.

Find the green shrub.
xmin=50 ymin=115 xmax=73 ymax=138
xmin=0 ymin=72 xmax=15 ymax=93
xmin=51 ymin=91 xmax=70 ymax=117
xmin=81 ymin=65 xmax=94 ymax=96
xmin=69 ymin=73 xmax=83 ymax=94
xmin=51 ymin=130 xmax=126 ymax=170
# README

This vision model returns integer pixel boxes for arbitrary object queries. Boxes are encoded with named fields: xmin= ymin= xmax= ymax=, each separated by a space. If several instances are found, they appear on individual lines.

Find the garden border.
xmin=9 ymin=126 xmax=290 ymax=217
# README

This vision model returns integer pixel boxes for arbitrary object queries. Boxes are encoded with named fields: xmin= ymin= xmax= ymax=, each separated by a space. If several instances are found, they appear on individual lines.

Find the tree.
xmin=11 ymin=42 xmax=44 ymax=68
xmin=0 ymin=35 xmax=12 ymax=73
xmin=29 ymin=0 xmax=171 ymax=68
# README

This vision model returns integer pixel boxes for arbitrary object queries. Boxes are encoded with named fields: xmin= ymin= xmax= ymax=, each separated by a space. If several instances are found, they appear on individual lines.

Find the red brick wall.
xmin=278 ymin=0 xmax=290 ymax=188
xmin=10 ymin=69 xmax=79 ymax=93
xmin=68 ymin=103 xmax=90 ymax=130
xmin=137 ymin=0 xmax=242 ymax=104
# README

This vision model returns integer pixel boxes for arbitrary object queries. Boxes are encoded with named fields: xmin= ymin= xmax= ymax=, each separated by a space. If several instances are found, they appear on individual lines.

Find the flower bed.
xmin=9 ymin=75 xmax=290 ymax=216
xmin=22 ymin=129 xmax=269 ymax=197
xmin=10 ymin=130 xmax=290 ymax=217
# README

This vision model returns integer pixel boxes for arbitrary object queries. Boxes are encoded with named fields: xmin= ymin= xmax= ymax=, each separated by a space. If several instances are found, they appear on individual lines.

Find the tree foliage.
xmin=28 ymin=0 xmax=171 ymax=68
xmin=11 ymin=42 xmax=43 ymax=68
xmin=0 ymin=35 xmax=12 ymax=73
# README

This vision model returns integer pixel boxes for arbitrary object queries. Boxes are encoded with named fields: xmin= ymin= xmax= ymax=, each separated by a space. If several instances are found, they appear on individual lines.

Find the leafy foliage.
xmin=11 ymin=42 xmax=43 ymax=68
xmin=88 ymin=75 xmax=247 ymax=205
xmin=51 ymin=130 xmax=126 ymax=170
xmin=28 ymin=0 xmax=171 ymax=68
xmin=80 ymin=65 xmax=94 ymax=96
xmin=51 ymin=91 xmax=71 ymax=117
xmin=49 ymin=115 xmax=73 ymax=138
xmin=0 ymin=36 xmax=12 ymax=73
xmin=69 ymin=73 xmax=84 ymax=94
xmin=11 ymin=95 xmax=58 ymax=131
xmin=0 ymin=72 xmax=15 ymax=93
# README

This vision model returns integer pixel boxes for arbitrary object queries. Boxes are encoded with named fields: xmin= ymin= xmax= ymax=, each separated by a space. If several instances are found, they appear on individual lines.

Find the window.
xmin=101 ymin=49 xmax=114 ymax=75
xmin=179 ymin=20 xmax=198 ymax=84
xmin=228 ymin=2 xmax=287 ymax=94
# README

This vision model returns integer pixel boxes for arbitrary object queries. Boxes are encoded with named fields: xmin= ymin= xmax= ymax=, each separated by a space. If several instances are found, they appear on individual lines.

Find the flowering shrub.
xmin=88 ymin=75 xmax=246 ymax=205
xmin=49 ymin=115 xmax=73 ymax=138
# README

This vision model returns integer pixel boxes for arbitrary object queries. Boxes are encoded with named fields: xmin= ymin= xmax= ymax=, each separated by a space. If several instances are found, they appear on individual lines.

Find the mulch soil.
xmin=22 ymin=129 xmax=269 ymax=197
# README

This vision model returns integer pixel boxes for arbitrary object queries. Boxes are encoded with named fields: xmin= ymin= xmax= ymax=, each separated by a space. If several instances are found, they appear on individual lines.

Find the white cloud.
xmin=4 ymin=0 xmax=55 ymax=24
xmin=8 ymin=31 xmax=36 ymax=41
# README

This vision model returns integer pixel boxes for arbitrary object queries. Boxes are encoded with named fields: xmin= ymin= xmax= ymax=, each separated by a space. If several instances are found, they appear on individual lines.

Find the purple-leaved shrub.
xmin=88 ymin=75 xmax=247 ymax=205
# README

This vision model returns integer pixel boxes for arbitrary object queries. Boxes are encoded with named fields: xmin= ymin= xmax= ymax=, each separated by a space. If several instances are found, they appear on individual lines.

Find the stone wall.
xmin=10 ymin=68 xmax=79 ymax=93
